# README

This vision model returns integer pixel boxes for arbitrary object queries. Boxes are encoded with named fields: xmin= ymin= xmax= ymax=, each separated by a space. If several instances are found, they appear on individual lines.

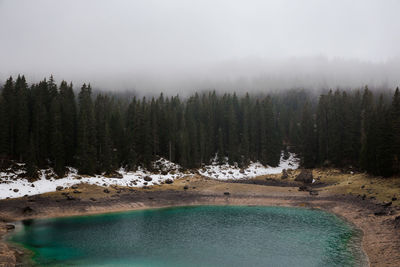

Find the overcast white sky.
xmin=1 ymin=0 xmax=399 ymax=93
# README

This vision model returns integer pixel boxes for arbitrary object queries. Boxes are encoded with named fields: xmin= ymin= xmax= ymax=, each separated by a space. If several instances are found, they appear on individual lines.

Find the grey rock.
xmin=5 ymin=224 xmax=15 ymax=231
xmin=294 ymin=169 xmax=313 ymax=184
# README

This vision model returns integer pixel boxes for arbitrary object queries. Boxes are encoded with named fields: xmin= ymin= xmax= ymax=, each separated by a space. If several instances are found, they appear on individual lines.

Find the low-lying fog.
xmin=1 ymin=0 xmax=399 ymax=95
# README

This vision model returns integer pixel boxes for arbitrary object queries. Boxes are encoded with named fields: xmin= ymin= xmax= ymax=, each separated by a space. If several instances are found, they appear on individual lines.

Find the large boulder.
xmin=295 ymin=169 xmax=313 ymax=184
xmin=104 ymin=171 xmax=123 ymax=179
xmin=5 ymin=224 xmax=15 ymax=231
xmin=144 ymin=176 xmax=152 ymax=182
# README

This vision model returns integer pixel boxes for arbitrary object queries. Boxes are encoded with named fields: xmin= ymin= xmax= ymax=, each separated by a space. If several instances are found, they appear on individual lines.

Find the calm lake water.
xmin=10 ymin=206 xmax=366 ymax=267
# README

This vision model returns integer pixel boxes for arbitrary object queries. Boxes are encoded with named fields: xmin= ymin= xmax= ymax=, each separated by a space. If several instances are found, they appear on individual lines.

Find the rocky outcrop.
xmin=294 ymin=169 xmax=313 ymax=184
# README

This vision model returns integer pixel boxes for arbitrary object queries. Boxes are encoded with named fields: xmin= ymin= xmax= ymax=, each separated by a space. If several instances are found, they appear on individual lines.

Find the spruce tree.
xmin=31 ymin=79 xmax=50 ymax=167
xmin=59 ymin=81 xmax=77 ymax=165
xmin=77 ymin=84 xmax=97 ymax=175
xmin=95 ymin=95 xmax=114 ymax=174
xmin=49 ymin=95 xmax=65 ymax=177
xmin=0 ymin=95 xmax=7 ymax=157
xmin=1 ymin=77 xmax=15 ymax=157
xmin=25 ymin=135 xmax=38 ymax=180
xmin=360 ymin=87 xmax=374 ymax=170
xmin=300 ymin=102 xmax=317 ymax=168
xmin=14 ymin=75 xmax=30 ymax=161
xmin=239 ymin=94 xmax=250 ymax=167
xmin=375 ymin=95 xmax=393 ymax=176
xmin=391 ymin=87 xmax=400 ymax=173
xmin=125 ymin=98 xmax=138 ymax=169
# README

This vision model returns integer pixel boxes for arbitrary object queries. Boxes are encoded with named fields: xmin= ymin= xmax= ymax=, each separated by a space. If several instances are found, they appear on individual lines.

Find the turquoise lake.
xmin=10 ymin=206 xmax=366 ymax=267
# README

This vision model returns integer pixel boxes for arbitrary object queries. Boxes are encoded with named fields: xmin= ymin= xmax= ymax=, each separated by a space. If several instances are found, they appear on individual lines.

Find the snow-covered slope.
xmin=0 ymin=153 xmax=299 ymax=199
xmin=0 ymin=158 xmax=185 ymax=200
xmin=198 ymin=152 xmax=299 ymax=180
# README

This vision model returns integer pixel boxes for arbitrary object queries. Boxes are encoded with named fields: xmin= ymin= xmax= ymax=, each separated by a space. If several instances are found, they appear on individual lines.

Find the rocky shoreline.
xmin=1 ymin=175 xmax=400 ymax=266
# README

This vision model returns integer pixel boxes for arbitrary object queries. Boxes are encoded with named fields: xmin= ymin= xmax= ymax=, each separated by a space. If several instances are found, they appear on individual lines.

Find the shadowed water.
xmin=10 ymin=206 xmax=366 ymax=267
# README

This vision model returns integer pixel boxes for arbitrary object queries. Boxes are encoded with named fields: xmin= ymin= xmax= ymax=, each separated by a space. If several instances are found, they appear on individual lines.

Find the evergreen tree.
xmin=0 ymin=95 xmax=7 ymax=157
xmin=49 ymin=95 xmax=65 ymax=177
xmin=239 ymin=94 xmax=250 ymax=167
xmin=25 ymin=135 xmax=38 ymax=179
xmin=59 ymin=81 xmax=77 ymax=165
xmin=95 ymin=95 xmax=114 ymax=174
xmin=125 ymin=98 xmax=138 ymax=169
xmin=300 ymin=102 xmax=317 ymax=168
xmin=360 ymin=87 xmax=374 ymax=170
xmin=31 ymin=79 xmax=50 ymax=167
xmin=391 ymin=87 xmax=400 ymax=173
xmin=1 ymin=77 xmax=15 ymax=156
xmin=14 ymin=75 xmax=30 ymax=161
xmin=76 ymin=84 xmax=97 ymax=175
xmin=375 ymin=95 xmax=393 ymax=176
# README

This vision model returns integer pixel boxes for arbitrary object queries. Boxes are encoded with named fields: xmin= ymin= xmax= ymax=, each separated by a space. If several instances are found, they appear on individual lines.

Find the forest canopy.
xmin=0 ymin=75 xmax=399 ymax=178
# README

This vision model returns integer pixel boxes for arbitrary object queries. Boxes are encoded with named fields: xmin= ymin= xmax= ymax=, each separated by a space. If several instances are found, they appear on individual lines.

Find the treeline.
xmin=0 ymin=75 xmax=281 ymax=177
xmin=1 ymin=75 xmax=399 ymax=178
xmin=299 ymin=87 xmax=400 ymax=177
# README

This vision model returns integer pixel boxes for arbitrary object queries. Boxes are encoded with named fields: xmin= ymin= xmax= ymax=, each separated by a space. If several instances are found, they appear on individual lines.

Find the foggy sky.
xmin=1 ymin=0 xmax=400 ymax=94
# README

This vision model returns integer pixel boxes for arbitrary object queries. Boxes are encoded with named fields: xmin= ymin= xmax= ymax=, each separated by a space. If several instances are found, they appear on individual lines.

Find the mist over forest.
xmin=1 ymin=0 xmax=400 ymax=96
xmin=2 ymin=57 xmax=400 ymax=97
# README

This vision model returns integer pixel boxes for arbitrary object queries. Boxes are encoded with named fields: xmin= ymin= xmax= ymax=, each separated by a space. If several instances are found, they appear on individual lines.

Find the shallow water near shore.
xmin=10 ymin=206 xmax=367 ymax=267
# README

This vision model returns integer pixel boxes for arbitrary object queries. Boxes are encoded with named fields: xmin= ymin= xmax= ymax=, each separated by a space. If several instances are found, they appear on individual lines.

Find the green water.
xmin=10 ymin=206 xmax=366 ymax=267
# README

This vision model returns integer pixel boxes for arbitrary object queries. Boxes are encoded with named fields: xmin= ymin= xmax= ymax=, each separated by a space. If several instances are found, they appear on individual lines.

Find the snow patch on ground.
xmin=0 ymin=158 xmax=186 ymax=200
xmin=198 ymin=152 xmax=299 ymax=180
xmin=0 ymin=153 xmax=299 ymax=199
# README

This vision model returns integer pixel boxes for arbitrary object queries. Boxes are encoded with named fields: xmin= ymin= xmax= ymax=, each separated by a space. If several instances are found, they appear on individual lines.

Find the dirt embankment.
xmin=1 ymin=170 xmax=400 ymax=267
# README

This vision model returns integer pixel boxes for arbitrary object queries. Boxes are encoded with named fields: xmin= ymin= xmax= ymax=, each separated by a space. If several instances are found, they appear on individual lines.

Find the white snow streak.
xmin=0 ymin=153 xmax=299 ymax=199
xmin=199 ymin=152 xmax=299 ymax=180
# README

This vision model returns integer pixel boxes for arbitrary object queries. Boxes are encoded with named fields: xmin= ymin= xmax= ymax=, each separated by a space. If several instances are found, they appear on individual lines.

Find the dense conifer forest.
xmin=0 ymin=75 xmax=399 ymax=178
